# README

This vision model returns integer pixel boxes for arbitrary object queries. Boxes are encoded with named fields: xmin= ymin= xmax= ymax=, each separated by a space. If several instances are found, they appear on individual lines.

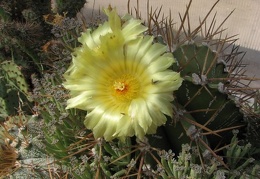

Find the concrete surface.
xmin=82 ymin=0 xmax=260 ymax=87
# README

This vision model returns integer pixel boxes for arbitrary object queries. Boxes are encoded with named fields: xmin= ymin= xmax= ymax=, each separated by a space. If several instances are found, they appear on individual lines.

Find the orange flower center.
xmin=112 ymin=74 xmax=140 ymax=103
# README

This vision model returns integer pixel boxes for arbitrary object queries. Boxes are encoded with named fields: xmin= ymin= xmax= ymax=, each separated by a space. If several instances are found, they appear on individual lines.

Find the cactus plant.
xmin=0 ymin=60 xmax=31 ymax=121
xmin=1 ymin=0 xmax=260 ymax=178
xmin=0 ymin=143 xmax=17 ymax=177
xmin=0 ymin=113 xmax=57 ymax=178
xmin=30 ymin=70 xmax=92 ymax=178
xmin=0 ymin=0 xmax=86 ymax=72
xmin=51 ymin=0 xmax=86 ymax=17
xmin=169 ymin=43 xmax=245 ymax=151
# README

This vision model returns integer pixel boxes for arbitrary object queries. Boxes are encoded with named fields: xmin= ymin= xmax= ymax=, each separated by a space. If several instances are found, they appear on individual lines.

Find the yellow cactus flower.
xmin=63 ymin=8 xmax=182 ymax=141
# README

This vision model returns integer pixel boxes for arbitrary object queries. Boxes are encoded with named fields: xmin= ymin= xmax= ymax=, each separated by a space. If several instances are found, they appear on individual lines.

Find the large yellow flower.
xmin=63 ymin=8 xmax=182 ymax=141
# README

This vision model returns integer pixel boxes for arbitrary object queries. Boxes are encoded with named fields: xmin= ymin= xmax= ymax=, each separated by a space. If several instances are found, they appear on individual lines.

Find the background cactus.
xmin=51 ymin=0 xmax=86 ymax=16
xmin=144 ymin=0 xmax=260 ymax=176
xmin=0 ymin=0 xmax=86 ymax=72
xmin=30 ymin=65 xmax=92 ymax=178
xmin=0 ymin=143 xmax=17 ymax=177
xmin=0 ymin=113 xmax=56 ymax=178
xmin=169 ymin=43 xmax=245 ymax=151
xmin=0 ymin=60 xmax=31 ymax=121
xmin=0 ymin=0 xmax=260 ymax=178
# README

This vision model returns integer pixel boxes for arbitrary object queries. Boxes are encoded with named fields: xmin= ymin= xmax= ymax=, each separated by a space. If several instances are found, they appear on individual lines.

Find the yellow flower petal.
xmin=147 ymin=53 xmax=175 ymax=73
xmin=78 ymin=7 xmax=147 ymax=52
xmin=104 ymin=8 xmax=121 ymax=32
xmin=122 ymin=18 xmax=148 ymax=43
xmin=129 ymin=98 xmax=153 ymax=133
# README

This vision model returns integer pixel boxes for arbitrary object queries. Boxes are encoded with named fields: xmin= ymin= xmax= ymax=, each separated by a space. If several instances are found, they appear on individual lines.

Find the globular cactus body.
xmin=169 ymin=44 xmax=244 ymax=149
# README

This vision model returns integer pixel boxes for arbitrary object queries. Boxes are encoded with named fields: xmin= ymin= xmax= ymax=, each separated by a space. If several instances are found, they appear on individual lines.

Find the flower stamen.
xmin=111 ymin=74 xmax=141 ymax=103
xmin=114 ymin=81 xmax=126 ymax=91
